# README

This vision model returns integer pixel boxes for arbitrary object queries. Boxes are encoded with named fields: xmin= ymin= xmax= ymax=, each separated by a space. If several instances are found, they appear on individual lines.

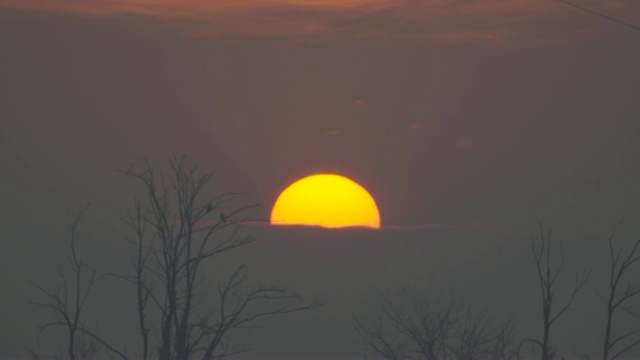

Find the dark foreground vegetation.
xmin=27 ymin=156 xmax=640 ymax=360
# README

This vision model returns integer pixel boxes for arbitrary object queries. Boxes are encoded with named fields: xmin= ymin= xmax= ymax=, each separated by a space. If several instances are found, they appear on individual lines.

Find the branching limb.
xmin=529 ymin=220 xmax=590 ymax=360
xmin=26 ymin=204 xmax=106 ymax=360
xmin=601 ymin=223 xmax=640 ymax=360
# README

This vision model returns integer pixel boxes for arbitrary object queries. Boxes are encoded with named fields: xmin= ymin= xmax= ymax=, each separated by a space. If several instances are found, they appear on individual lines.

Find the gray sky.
xmin=1 ymin=1 xmax=640 ymax=358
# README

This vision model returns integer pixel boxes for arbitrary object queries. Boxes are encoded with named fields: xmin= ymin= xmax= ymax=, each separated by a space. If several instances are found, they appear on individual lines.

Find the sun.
xmin=270 ymin=174 xmax=381 ymax=229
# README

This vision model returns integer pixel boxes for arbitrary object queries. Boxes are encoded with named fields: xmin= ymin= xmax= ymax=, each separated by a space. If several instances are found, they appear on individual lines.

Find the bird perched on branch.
xmin=206 ymin=203 xmax=213 ymax=213
xmin=220 ymin=212 xmax=227 ymax=223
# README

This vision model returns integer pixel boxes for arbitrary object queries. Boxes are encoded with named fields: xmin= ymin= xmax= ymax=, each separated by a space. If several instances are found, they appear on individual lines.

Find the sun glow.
xmin=270 ymin=174 xmax=380 ymax=229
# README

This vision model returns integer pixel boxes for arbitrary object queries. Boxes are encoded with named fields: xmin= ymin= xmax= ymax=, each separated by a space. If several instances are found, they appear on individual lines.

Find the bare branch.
xmin=529 ymin=221 xmax=590 ymax=360
xmin=26 ymin=204 xmax=105 ymax=360
xmin=356 ymin=290 xmax=518 ymax=360
xmin=601 ymin=226 xmax=640 ymax=360
xmin=119 ymin=155 xmax=317 ymax=360
xmin=30 ymin=156 xmax=317 ymax=360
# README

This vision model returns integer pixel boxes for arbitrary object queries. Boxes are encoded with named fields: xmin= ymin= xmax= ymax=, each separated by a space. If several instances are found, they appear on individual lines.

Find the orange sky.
xmin=1 ymin=0 xmax=638 ymax=43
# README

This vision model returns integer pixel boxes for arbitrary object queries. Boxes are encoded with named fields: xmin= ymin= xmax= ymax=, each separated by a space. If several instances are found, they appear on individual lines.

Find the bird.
xmin=220 ymin=212 xmax=227 ymax=223
xmin=205 ymin=203 xmax=212 ymax=213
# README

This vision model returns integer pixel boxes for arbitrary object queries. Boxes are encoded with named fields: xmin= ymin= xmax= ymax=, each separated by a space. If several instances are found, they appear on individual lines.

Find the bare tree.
xmin=26 ymin=204 xmax=112 ymax=360
xmin=454 ymin=303 xmax=518 ymax=360
xmin=113 ymin=155 xmax=317 ymax=360
xmin=29 ymin=155 xmax=317 ymax=360
xmin=519 ymin=221 xmax=590 ymax=360
xmin=354 ymin=310 xmax=407 ymax=360
xmin=598 ymin=226 xmax=640 ymax=360
xmin=355 ymin=290 xmax=518 ymax=360
xmin=120 ymin=198 xmax=153 ymax=360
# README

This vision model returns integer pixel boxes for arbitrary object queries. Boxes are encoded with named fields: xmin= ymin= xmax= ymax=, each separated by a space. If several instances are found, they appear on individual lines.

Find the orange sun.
xmin=270 ymin=174 xmax=381 ymax=229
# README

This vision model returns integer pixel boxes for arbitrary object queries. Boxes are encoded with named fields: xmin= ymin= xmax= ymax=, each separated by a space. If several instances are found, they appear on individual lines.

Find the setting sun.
xmin=271 ymin=174 xmax=381 ymax=229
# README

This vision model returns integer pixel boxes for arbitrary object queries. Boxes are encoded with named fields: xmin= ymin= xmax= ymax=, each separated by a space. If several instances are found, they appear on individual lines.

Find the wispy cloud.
xmin=381 ymin=223 xmax=508 ymax=231
xmin=325 ymin=129 xmax=344 ymax=137
xmin=427 ymin=31 xmax=506 ymax=43
xmin=408 ymin=123 xmax=426 ymax=130
xmin=195 ymin=218 xmax=507 ymax=232
xmin=2 ymin=0 xmax=637 ymax=43
xmin=455 ymin=137 xmax=475 ymax=150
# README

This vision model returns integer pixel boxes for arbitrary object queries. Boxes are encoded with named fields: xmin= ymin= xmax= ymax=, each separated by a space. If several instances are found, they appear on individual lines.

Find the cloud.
xmin=325 ymin=129 xmax=344 ymax=137
xmin=408 ymin=123 xmax=426 ymax=130
xmin=381 ymin=223 xmax=508 ymax=231
xmin=196 ymin=219 xmax=509 ymax=232
xmin=455 ymin=137 xmax=475 ymax=150
xmin=353 ymin=99 xmax=367 ymax=107
xmin=1 ymin=0 xmax=637 ymax=44
xmin=427 ymin=31 xmax=506 ymax=43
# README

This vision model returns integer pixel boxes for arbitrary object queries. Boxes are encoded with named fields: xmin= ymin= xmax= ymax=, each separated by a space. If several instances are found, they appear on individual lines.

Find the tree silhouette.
xmin=28 ymin=155 xmax=317 ymax=360
xmin=26 ymin=203 xmax=107 ymax=360
xmin=355 ymin=289 xmax=518 ymax=360
xmin=519 ymin=221 xmax=590 ymax=360
xmin=598 ymin=225 xmax=640 ymax=360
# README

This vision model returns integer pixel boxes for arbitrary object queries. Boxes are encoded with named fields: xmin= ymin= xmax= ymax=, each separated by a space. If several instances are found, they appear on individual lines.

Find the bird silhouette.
xmin=220 ymin=212 xmax=226 ymax=223
xmin=206 ymin=203 xmax=212 ymax=213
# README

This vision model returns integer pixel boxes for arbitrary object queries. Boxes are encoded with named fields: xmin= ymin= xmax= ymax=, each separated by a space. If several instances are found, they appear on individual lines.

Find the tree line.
xmin=27 ymin=156 xmax=640 ymax=360
xmin=27 ymin=155 xmax=318 ymax=360
xmin=355 ymin=222 xmax=640 ymax=360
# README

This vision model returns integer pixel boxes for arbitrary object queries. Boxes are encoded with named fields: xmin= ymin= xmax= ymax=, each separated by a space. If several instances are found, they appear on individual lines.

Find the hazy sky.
xmin=1 ymin=1 xmax=640 ymax=358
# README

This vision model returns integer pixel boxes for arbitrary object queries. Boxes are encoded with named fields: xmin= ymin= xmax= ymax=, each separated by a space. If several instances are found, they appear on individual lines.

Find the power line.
xmin=553 ymin=0 xmax=640 ymax=32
